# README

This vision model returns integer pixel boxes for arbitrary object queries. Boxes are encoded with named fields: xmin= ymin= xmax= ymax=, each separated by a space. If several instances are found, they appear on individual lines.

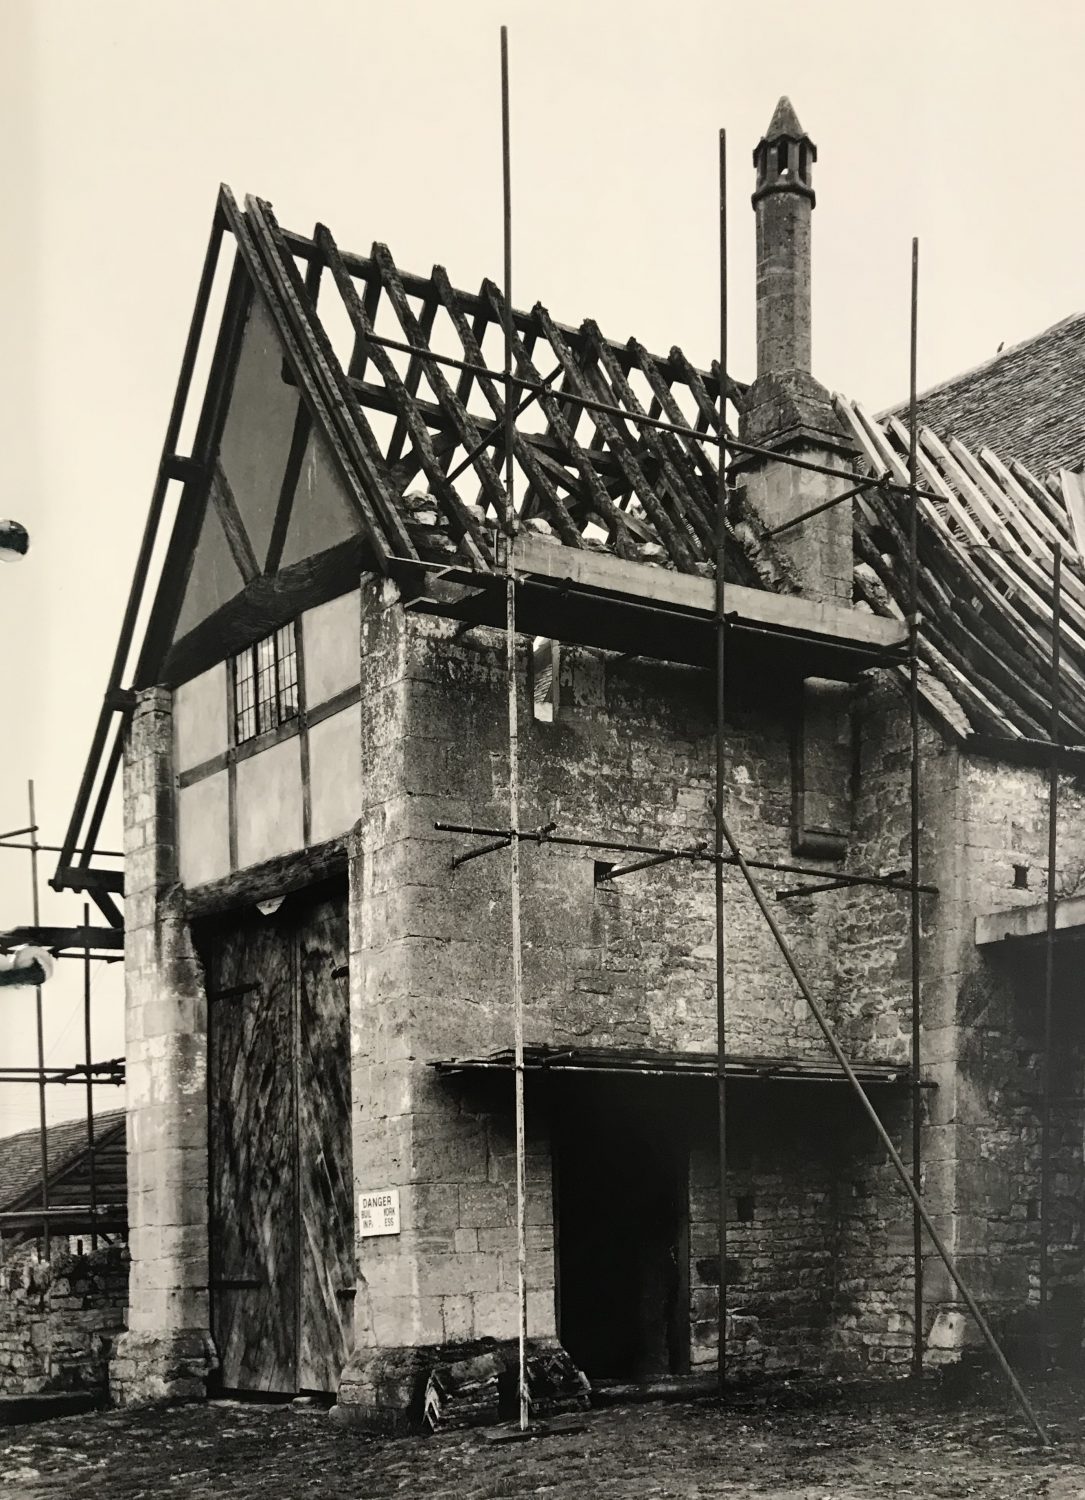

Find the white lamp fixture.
xmin=0 ymin=520 xmax=29 ymax=564
xmin=0 ymin=946 xmax=56 ymax=987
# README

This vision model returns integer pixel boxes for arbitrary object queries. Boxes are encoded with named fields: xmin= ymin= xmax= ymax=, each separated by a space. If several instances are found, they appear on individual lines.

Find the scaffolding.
xmin=30 ymin=23 xmax=1073 ymax=1450
xmin=0 ymin=781 xmax=126 ymax=1259
xmin=408 ymin=30 xmax=1051 ymax=1442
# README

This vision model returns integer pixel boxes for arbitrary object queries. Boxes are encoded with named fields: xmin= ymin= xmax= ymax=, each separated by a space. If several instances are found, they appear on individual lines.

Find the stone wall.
xmin=0 ymin=1246 xmax=128 ymax=1394
xmin=949 ymin=755 xmax=1085 ymax=1359
xmin=112 ymin=686 xmax=216 ymax=1405
xmin=688 ymin=1088 xmax=846 ymax=1376
xmin=340 ymin=588 xmax=933 ymax=1411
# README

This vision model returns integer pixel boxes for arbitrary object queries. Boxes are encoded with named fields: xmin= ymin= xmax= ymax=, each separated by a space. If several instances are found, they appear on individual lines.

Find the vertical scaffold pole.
xmin=907 ymin=238 xmax=923 ymax=1377
xmin=83 ymin=903 xmax=99 ymax=1253
xmin=715 ymin=127 xmax=729 ymax=1397
xmin=29 ymin=780 xmax=50 ymax=1257
xmin=500 ymin=23 xmax=529 ymax=1434
xmin=1040 ymin=541 xmax=1062 ymax=1367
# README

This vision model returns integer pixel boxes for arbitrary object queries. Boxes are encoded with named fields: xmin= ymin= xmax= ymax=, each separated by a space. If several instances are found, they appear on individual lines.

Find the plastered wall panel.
xmin=177 ymin=772 xmax=230 ymax=888
xmin=235 ymin=736 xmax=304 ymax=869
xmin=302 ymin=590 xmax=360 ymax=708
xmin=173 ymin=664 xmax=228 ymax=773
xmin=309 ymin=703 xmax=362 ymax=843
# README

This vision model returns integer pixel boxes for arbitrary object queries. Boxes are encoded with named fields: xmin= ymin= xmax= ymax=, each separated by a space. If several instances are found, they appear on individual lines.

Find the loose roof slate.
xmin=888 ymin=312 xmax=1085 ymax=478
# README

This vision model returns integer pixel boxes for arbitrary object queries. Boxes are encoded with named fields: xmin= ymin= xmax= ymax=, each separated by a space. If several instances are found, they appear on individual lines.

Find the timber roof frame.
xmin=53 ymin=186 xmax=1085 ymax=924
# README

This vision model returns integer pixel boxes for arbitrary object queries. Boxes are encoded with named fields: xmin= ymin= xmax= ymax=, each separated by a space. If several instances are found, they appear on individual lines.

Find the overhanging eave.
xmin=432 ymin=1044 xmax=916 ymax=1086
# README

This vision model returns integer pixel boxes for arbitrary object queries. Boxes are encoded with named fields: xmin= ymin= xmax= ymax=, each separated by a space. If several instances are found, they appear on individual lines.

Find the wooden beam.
xmin=162 ymin=535 xmax=367 ymax=688
xmin=185 ymin=834 xmax=349 ymax=919
xmin=0 ymin=925 xmax=124 ymax=953
xmin=976 ymin=895 xmax=1085 ymax=948
xmin=511 ymin=533 xmax=905 ymax=652
xmin=316 ymin=226 xmax=491 ymax=571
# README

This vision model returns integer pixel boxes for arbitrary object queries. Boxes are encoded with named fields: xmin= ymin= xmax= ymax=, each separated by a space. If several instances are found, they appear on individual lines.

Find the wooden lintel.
xmin=185 ymin=834 xmax=349 ymax=920
xmin=511 ymin=534 xmax=906 ymax=654
xmin=975 ymin=895 xmax=1085 ymax=948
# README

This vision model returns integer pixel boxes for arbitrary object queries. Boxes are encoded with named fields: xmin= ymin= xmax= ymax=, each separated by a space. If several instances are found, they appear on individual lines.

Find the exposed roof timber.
xmin=279 ymin=226 xmax=741 ymax=404
xmin=835 ymin=394 xmax=1085 ymax=746
xmin=53 ymin=194 xmax=1085 ymax=907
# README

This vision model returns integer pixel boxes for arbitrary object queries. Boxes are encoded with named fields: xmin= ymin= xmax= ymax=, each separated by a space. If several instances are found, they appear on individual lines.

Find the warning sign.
xmin=359 ymin=1188 xmax=401 ymax=1238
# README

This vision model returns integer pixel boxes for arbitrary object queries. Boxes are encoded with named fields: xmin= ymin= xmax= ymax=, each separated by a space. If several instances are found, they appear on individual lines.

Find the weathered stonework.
xmin=111 ymin=686 xmax=216 ymax=1405
xmin=0 ymin=1246 xmax=128 ymax=1394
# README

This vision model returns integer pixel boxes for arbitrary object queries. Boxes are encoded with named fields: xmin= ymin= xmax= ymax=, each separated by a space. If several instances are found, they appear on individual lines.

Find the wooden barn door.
xmin=296 ymin=892 xmax=353 ymax=1391
xmin=206 ymin=883 xmax=352 ymax=1394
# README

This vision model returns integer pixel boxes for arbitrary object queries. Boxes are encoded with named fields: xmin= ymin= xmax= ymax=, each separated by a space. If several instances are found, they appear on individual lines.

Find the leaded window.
xmin=233 ymin=623 xmax=299 ymax=743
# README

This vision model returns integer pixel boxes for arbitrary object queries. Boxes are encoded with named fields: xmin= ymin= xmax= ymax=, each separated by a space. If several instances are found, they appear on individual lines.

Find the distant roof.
xmin=891 ymin=312 xmax=1085 ymax=478
xmin=0 ymin=1109 xmax=125 ymax=1212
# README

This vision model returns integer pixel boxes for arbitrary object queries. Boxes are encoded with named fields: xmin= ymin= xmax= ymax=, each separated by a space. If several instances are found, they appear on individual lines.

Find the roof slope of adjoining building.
xmin=836 ymin=394 xmax=1085 ymax=747
xmin=0 ymin=1110 xmax=126 ymax=1213
xmin=888 ymin=312 xmax=1085 ymax=479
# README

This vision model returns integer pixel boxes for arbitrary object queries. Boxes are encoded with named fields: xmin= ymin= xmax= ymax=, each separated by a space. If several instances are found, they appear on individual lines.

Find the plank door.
xmin=296 ymin=891 xmax=354 ymax=1391
xmin=208 ymin=915 xmax=298 ymax=1393
xmin=206 ymin=884 xmax=353 ymax=1395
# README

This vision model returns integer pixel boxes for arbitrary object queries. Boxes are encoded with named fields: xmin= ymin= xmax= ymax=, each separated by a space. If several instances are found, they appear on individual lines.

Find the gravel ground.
xmin=2 ymin=1372 xmax=1085 ymax=1499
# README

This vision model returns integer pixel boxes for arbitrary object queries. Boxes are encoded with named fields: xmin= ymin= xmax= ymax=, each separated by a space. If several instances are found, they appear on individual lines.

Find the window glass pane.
xmin=256 ymin=634 xmax=277 ymax=734
xmin=234 ymin=648 xmax=257 ymax=742
xmin=276 ymin=624 xmax=298 ymax=720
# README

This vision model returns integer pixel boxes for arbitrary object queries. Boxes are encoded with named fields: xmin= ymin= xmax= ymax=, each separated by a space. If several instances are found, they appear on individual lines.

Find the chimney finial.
xmin=752 ymin=97 xmax=816 ymax=376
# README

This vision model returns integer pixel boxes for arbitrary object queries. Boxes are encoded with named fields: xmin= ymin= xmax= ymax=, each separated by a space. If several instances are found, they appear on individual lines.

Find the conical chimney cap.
xmin=765 ymin=95 xmax=807 ymax=140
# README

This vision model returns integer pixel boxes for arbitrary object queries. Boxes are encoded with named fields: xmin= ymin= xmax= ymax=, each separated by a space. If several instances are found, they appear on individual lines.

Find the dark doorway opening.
xmin=555 ymin=1076 xmax=689 ymax=1382
xmin=199 ymin=878 xmax=353 ymax=1396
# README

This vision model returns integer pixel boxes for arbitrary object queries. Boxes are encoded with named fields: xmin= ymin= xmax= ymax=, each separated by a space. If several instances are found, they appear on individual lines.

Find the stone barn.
xmin=54 ymin=99 xmax=1085 ymax=1424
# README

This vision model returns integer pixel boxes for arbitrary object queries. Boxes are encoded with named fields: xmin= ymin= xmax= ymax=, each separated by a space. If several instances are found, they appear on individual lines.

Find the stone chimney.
xmin=734 ymin=98 xmax=856 ymax=606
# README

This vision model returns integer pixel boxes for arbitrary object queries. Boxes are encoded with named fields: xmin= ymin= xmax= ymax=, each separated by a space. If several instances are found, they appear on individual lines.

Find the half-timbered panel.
xmin=177 ymin=773 xmax=230 ymax=888
xmin=234 ymin=735 xmax=304 ymax=869
xmin=173 ymin=662 xmax=228 ymax=772
xmin=217 ymin=296 xmax=304 ymax=571
xmin=301 ymin=590 xmax=360 ymax=708
xmin=307 ymin=705 xmax=362 ymax=845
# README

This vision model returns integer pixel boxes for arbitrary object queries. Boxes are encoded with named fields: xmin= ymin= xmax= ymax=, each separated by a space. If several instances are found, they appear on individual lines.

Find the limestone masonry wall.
xmin=343 ymin=591 xmax=934 ymax=1398
xmin=0 ymin=1246 xmax=128 ymax=1394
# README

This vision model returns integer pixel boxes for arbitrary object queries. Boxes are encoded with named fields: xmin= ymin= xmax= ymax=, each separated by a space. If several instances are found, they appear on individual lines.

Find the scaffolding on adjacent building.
xmin=0 ymin=781 xmax=126 ymax=1259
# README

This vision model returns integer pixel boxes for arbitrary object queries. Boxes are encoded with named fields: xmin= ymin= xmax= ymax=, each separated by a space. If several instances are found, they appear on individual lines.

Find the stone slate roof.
xmin=0 ymin=1109 xmax=125 ymax=1212
xmin=890 ymin=313 xmax=1085 ymax=479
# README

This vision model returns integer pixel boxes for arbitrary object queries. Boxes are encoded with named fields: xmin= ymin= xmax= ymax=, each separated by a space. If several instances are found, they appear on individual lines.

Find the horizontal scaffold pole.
xmin=435 ymin=822 xmax=937 ymax=896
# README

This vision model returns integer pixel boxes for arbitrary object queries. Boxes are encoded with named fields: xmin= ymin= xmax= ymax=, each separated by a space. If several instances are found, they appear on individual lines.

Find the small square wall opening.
xmin=1013 ymin=864 xmax=1030 ymax=890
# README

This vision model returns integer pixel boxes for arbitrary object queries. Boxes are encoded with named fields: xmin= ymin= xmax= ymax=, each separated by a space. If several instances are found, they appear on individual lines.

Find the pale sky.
xmin=1 ymin=0 xmax=1082 ymax=1134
